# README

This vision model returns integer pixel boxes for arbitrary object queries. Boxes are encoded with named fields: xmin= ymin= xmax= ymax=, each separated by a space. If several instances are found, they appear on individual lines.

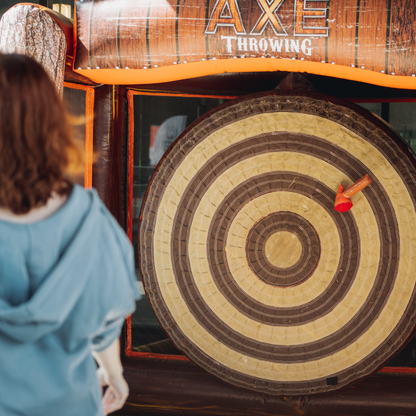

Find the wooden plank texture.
xmin=74 ymin=0 xmax=93 ymax=69
xmin=89 ymin=0 xmax=120 ymax=69
xmin=178 ymin=0 xmax=208 ymax=62
xmin=327 ymin=0 xmax=358 ymax=67
xmin=357 ymin=0 xmax=389 ymax=72
xmin=148 ymin=0 xmax=178 ymax=67
xmin=389 ymin=1 xmax=416 ymax=76
xmin=118 ymin=0 xmax=149 ymax=69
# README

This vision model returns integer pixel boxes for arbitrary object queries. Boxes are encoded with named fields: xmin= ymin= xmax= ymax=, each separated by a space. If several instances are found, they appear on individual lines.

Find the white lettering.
xmin=301 ymin=38 xmax=312 ymax=56
xmin=221 ymin=35 xmax=237 ymax=53
xmin=238 ymin=37 xmax=248 ymax=51
xmin=249 ymin=37 xmax=258 ymax=52
xmin=268 ymin=38 xmax=284 ymax=52
xmin=284 ymin=39 xmax=290 ymax=52
xmin=220 ymin=35 xmax=314 ymax=56
xmin=290 ymin=39 xmax=300 ymax=53
xmin=259 ymin=38 xmax=268 ymax=52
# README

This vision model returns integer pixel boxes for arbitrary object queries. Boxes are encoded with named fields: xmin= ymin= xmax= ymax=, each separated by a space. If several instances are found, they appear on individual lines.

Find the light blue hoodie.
xmin=0 ymin=185 xmax=139 ymax=416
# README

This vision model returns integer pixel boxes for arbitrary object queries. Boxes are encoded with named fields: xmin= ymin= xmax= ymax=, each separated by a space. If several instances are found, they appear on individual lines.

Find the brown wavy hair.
xmin=0 ymin=54 xmax=83 ymax=214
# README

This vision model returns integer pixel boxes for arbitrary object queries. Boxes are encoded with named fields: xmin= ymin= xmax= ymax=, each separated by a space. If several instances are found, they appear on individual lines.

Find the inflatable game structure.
xmin=3 ymin=1 xmax=416 ymax=414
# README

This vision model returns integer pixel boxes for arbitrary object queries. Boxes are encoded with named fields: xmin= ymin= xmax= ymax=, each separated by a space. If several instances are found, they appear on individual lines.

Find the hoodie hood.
xmin=0 ymin=186 xmax=138 ymax=343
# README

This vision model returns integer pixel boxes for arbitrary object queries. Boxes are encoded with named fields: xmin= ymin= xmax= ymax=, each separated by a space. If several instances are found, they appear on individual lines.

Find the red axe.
xmin=334 ymin=174 xmax=372 ymax=212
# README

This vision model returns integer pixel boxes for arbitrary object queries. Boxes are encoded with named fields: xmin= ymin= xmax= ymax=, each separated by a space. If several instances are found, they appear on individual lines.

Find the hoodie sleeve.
xmin=84 ymin=196 xmax=140 ymax=351
xmin=91 ymin=316 xmax=124 ymax=352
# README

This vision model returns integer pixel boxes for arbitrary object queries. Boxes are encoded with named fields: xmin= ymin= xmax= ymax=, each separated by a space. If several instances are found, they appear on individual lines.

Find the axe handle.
xmin=343 ymin=174 xmax=372 ymax=198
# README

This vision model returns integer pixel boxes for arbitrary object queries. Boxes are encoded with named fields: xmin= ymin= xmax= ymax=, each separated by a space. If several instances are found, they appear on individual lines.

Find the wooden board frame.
xmin=124 ymin=90 xmax=416 ymax=380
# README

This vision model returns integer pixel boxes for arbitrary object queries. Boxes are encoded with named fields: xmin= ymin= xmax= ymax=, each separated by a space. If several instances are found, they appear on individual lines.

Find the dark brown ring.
xmin=246 ymin=212 xmax=321 ymax=286
xmin=207 ymin=170 xmax=356 ymax=326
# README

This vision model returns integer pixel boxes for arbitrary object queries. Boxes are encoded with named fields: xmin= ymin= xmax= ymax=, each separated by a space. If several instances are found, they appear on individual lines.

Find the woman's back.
xmin=0 ymin=188 xmax=86 ymax=306
xmin=0 ymin=185 xmax=138 ymax=416
xmin=0 ymin=53 xmax=138 ymax=415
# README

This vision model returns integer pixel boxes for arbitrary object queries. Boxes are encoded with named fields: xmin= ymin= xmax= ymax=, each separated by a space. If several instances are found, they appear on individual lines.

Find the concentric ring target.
xmin=246 ymin=211 xmax=321 ymax=286
xmin=139 ymin=92 xmax=416 ymax=395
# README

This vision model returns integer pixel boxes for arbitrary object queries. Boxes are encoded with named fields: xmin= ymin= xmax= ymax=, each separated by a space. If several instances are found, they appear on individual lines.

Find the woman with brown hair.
xmin=0 ymin=54 xmax=139 ymax=416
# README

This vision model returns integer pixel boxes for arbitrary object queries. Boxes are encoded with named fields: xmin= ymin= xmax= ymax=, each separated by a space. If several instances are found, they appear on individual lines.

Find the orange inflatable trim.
xmin=73 ymin=60 xmax=416 ymax=89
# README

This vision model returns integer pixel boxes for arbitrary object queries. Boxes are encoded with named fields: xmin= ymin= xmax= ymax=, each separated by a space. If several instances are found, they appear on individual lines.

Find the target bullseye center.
xmin=264 ymin=231 xmax=302 ymax=268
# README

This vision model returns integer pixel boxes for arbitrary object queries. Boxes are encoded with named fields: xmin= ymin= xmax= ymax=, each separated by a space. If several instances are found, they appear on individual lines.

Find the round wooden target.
xmin=139 ymin=91 xmax=416 ymax=395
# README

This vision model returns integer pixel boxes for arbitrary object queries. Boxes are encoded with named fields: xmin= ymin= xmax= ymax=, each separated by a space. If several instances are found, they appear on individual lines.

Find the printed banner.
xmin=74 ymin=0 xmax=416 ymax=86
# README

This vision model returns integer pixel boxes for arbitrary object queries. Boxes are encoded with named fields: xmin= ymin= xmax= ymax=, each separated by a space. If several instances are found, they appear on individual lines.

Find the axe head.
xmin=334 ymin=183 xmax=353 ymax=212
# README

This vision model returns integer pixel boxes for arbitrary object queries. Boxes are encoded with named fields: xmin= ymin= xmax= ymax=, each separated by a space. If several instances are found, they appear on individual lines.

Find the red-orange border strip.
xmin=380 ymin=367 xmax=416 ymax=374
xmin=349 ymin=98 xmax=416 ymax=103
xmin=64 ymin=82 xmax=95 ymax=188
xmin=127 ymin=90 xmax=135 ymax=242
xmin=127 ymin=89 xmax=238 ymax=100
